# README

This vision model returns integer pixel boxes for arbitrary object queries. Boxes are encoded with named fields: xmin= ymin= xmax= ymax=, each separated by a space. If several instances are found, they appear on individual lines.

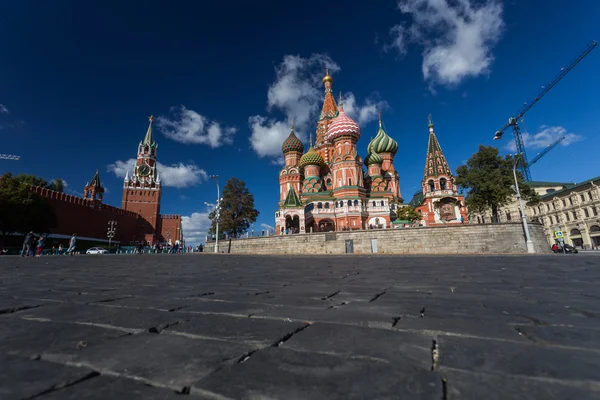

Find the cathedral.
xmin=275 ymin=70 xmax=403 ymax=234
xmin=275 ymin=70 xmax=467 ymax=234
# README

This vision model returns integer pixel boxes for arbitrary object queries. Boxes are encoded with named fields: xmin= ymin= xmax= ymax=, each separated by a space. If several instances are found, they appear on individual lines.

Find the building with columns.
xmin=275 ymin=70 xmax=403 ymax=235
xmin=409 ymin=116 xmax=468 ymax=226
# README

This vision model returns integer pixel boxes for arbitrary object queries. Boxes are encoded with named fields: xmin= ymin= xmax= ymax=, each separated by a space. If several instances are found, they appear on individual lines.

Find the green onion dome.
xmin=364 ymin=151 xmax=383 ymax=166
xmin=281 ymin=128 xmax=305 ymax=154
xmin=368 ymin=121 xmax=398 ymax=155
xmin=299 ymin=146 xmax=325 ymax=169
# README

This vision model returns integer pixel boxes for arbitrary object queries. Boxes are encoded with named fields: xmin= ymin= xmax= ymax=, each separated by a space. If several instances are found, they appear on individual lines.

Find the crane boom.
xmin=0 ymin=154 xmax=21 ymax=160
xmin=495 ymin=40 xmax=597 ymax=139
xmin=493 ymin=40 xmax=597 ymax=181
xmin=528 ymin=136 xmax=565 ymax=166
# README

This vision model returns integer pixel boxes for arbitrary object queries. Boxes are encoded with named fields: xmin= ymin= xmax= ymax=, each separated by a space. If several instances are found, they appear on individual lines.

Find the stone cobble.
xmin=1 ymin=253 xmax=599 ymax=399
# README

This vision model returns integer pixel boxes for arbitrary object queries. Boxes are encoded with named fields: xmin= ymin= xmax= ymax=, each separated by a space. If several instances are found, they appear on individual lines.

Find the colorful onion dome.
xmin=365 ymin=151 xmax=383 ymax=166
xmin=325 ymin=106 xmax=361 ymax=142
xmin=368 ymin=120 xmax=398 ymax=155
xmin=281 ymin=127 xmax=304 ymax=154
xmin=299 ymin=146 xmax=324 ymax=169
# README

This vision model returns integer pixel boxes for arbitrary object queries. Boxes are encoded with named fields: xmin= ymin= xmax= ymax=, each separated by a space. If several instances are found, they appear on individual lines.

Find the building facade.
xmin=32 ymin=116 xmax=183 ymax=246
xmin=410 ymin=117 xmax=467 ymax=226
xmin=275 ymin=70 xmax=403 ymax=234
xmin=470 ymin=178 xmax=600 ymax=249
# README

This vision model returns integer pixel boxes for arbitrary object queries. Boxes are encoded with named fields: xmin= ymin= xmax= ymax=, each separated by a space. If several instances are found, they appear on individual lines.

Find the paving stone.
xmin=442 ymin=368 xmax=600 ymax=400
xmin=193 ymin=346 xmax=442 ymax=399
xmin=41 ymin=332 xmax=253 ymax=390
xmin=515 ymin=324 xmax=600 ymax=348
xmin=177 ymin=298 xmax=274 ymax=315
xmin=12 ymin=303 xmax=184 ymax=332
xmin=0 ymin=318 xmax=126 ymax=357
xmin=282 ymin=322 xmax=433 ymax=369
xmin=166 ymin=313 xmax=307 ymax=346
xmin=439 ymin=335 xmax=600 ymax=381
xmin=37 ymin=375 xmax=190 ymax=399
xmin=0 ymin=354 xmax=91 ymax=400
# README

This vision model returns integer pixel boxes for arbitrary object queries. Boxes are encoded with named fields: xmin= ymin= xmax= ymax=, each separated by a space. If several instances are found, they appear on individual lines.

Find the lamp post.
xmin=210 ymin=175 xmax=221 ymax=253
xmin=512 ymin=155 xmax=535 ymax=253
xmin=107 ymin=220 xmax=117 ymax=252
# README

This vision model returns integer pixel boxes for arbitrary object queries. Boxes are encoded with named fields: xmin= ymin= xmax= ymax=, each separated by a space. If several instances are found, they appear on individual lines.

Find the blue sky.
xmin=1 ymin=0 xmax=599 ymax=245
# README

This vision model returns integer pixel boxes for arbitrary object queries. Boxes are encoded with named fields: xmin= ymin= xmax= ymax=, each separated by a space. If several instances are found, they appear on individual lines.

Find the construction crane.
xmin=493 ymin=40 xmax=597 ymax=181
xmin=0 ymin=154 xmax=20 ymax=160
xmin=528 ymin=135 xmax=565 ymax=166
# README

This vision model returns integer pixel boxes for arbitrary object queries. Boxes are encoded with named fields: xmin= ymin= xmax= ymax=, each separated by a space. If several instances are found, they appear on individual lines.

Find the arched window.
xmin=349 ymin=179 xmax=352 ymax=186
xmin=335 ymin=201 xmax=338 ymax=207
xmin=317 ymin=202 xmax=322 ymax=209
xmin=440 ymin=178 xmax=447 ymax=190
xmin=428 ymin=180 xmax=435 ymax=192
xmin=380 ymin=201 xmax=384 ymax=206
xmin=372 ymin=201 xmax=376 ymax=207
xmin=590 ymin=225 xmax=600 ymax=232
xmin=353 ymin=200 xmax=358 ymax=206
xmin=324 ymin=202 xmax=329 ymax=209
xmin=570 ymin=228 xmax=581 ymax=235
xmin=347 ymin=200 xmax=351 ymax=206
xmin=506 ymin=211 xmax=511 ymax=221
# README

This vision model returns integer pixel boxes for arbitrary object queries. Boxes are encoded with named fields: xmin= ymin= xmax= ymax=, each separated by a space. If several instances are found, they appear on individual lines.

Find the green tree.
xmin=48 ymin=178 xmax=66 ymax=192
xmin=209 ymin=178 xmax=259 ymax=238
xmin=455 ymin=145 xmax=539 ymax=222
xmin=396 ymin=206 xmax=421 ymax=222
xmin=0 ymin=173 xmax=58 ymax=245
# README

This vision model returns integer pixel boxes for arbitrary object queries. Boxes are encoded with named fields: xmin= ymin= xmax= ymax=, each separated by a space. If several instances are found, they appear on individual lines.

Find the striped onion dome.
xmin=368 ymin=120 xmax=398 ymax=155
xmin=325 ymin=106 xmax=361 ymax=142
xmin=364 ymin=151 xmax=383 ymax=166
xmin=299 ymin=146 xmax=324 ymax=169
xmin=281 ymin=128 xmax=304 ymax=154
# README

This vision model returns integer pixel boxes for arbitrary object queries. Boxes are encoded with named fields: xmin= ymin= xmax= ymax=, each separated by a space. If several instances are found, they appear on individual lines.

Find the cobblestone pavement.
xmin=1 ymin=254 xmax=600 ymax=399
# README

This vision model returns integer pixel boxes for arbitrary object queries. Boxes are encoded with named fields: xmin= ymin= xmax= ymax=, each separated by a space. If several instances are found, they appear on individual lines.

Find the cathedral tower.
xmin=122 ymin=116 xmax=162 ymax=240
xmin=83 ymin=170 xmax=104 ymax=204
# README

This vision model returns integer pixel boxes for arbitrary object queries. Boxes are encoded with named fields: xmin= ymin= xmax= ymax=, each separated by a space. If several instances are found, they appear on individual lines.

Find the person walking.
xmin=35 ymin=236 xmax=46 ymax=257
xmin=65 ymin=233 xmax=77 ymax=256
xmin=21 ymin=231 xmax=35 ymax=257
xmin=58 ymin=243 xmax=63 ymax=255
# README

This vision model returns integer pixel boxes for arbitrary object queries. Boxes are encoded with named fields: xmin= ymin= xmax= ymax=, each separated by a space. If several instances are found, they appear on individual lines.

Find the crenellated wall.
xmin=216 ymin=223 xmax=551 ymax=255
xmin=31 ymin=186 xmax=140 ymax=244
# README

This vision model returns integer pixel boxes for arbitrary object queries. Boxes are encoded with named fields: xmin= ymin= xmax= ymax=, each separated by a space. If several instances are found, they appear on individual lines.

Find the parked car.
xmin=86 ymin=247 xmax=109 ymax=254
xmin=552 ymin=244 xmax=579 ymax=254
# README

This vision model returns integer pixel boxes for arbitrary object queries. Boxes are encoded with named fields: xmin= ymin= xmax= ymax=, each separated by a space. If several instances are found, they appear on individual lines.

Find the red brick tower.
xmin=83 ymin=170 xmax=104 ymax=204
xmin=122 ymin=116 xmax=162 ymax=242
xmin=415 ymin=115 xmax=467 ymax=226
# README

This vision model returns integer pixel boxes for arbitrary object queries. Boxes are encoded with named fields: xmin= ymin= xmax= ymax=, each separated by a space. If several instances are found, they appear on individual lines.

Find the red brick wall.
xmin=31 ymin=186 xmax=139 ymax=244
xmin=158 ymin=214 xmax=182 ymax=243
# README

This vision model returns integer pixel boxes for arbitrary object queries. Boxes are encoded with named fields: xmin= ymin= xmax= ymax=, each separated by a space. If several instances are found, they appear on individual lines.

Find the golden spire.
xmin=290 ymin=116 xmax=295 ymax=131
xmin=149 ymin=115 xmax=155 ymax=123
xmin=378 ymin=109 xmax=382 ymax=128
xmin=322 ymin=67 xmax=333 ymax=85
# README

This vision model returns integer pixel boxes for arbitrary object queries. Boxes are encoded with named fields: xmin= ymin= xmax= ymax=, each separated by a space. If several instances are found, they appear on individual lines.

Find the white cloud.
xmin=388 ymin=0 xmax=504 ymax=86
xmin=182 ymin=212 xmax=211 ymax=246
xmin=260 ymin=223 xmax=274 ymax=233
xmin=505 ymin=125 xmax=582 ymax=153
xmin=157 ymin=106 xmax=236 ymax=147
xmin=107 ymin=158 xmax=208 ymax=188
xmin=341 ymin=93 xmax=389 ymax=126
xmin=250 ymin=54 xmax=387 ymax=158
xmin=0 ymin=104 xmax=8 ymax=114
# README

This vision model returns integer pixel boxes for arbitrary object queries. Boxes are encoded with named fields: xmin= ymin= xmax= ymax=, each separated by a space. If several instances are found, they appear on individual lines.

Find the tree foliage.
xmin=208 ymin=178 xmax=259 ymax=238
xmin=48 ymin=179 xmax=66 ymax=192
xmin=455 ymin=145 xmax=539 ymax=221
xmin=0 ymin=173 xmax=58 ymax=240
xmin=396 ymin=206 xmax=421 ymax=222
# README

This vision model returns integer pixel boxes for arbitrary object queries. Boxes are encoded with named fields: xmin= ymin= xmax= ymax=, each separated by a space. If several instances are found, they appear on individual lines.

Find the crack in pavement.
xmin=369 ymin=289 xmax=387 ymax=303
xmin=0 ymin=304 xmax=44 ymax=315
xmin=24 ymin=370 xmax=100 ymax=399
xmin=321 ymin=290 xmax=340 ymax=300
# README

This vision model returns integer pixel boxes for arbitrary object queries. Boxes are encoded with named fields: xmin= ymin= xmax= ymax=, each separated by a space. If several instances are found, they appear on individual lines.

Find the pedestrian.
xmin=58 ymin=243 xmax=63 ymax=255
xmin=36 ymin=236 xmax=46 ymax=257
xmin=21 ymin=231 xmax=35 ymax=257
xmin=460 ymin=215 xmax=465 ymax=224
xmin=65 ymin=233 xmax=77 ymax=256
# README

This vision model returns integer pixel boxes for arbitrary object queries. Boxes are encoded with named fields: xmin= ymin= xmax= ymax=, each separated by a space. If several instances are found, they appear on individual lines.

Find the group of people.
xmin=21 ymin=232 xmax=77 ymax=257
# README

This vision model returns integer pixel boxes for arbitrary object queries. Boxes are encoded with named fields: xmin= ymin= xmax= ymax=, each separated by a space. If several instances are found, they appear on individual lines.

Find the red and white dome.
xmin=325 ymin=107 xmax=361 ymax=142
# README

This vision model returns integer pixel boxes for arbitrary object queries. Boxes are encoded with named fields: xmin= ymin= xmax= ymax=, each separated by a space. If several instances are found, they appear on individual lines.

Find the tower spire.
xmin=378 ymin=109 xmax=382 ymax=128
xmin=142 ymin=115 xmax=155 ymax=146
xmin=424 ymin=116 xmax=452 ymax=179
xmin=338 ymin=92 xmax=343 ymax=110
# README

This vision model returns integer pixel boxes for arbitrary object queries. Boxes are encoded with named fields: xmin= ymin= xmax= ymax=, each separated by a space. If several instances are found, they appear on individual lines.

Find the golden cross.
xmin=149 ymin=115 xmax=155 ymax=123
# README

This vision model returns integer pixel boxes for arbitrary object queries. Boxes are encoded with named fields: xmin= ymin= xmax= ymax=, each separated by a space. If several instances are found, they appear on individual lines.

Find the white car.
xmin=86 ymin=247 xmax=109 ymax=254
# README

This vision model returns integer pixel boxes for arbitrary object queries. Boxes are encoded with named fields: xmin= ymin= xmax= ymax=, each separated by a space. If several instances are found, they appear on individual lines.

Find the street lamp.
xmin=107 ymin=220 xmax=117 ymax=252
xmin=512 ymin=154 xmax=535 ymax=253
xmin=210 ymin=175 xmax=221 ymax=253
